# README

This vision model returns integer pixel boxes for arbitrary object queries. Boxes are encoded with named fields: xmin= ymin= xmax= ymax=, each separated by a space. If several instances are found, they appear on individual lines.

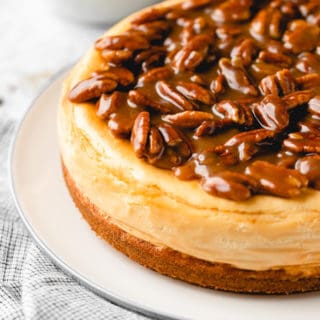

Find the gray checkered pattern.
xmin=0 ymin=116 xmax=149 ymax=319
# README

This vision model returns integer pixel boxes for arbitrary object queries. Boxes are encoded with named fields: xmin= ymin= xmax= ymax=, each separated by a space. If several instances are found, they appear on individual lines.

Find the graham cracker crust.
xmin=62 ymin=161 xmax=320 ymax=294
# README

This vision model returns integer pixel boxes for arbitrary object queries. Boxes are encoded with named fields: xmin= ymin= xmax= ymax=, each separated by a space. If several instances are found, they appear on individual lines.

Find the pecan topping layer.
xmin=68 ymin=0 xmax=320 ymax=201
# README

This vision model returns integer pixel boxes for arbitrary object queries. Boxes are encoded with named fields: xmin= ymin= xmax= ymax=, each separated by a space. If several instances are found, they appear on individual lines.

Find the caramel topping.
xmin=69 ymin=0 xmax=320 ymax=201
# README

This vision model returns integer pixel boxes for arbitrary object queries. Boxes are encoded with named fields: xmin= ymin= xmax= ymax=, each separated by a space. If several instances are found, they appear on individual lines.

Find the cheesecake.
xmin=58 ymin=0 xmax=320 ymax=293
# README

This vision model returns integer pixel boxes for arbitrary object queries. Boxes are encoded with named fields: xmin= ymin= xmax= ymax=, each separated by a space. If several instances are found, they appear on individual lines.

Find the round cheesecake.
xmin=58 ymin=0 xmax=320 ymax=293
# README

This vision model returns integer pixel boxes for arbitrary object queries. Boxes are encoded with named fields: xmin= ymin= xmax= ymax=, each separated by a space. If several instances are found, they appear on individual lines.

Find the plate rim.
xmin=8 ymin=68 xmax=182 ymax=320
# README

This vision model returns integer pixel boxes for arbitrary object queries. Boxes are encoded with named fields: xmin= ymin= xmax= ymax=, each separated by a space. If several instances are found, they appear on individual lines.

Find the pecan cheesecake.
xmin=58 ymin=0 xmax=320 ymax=293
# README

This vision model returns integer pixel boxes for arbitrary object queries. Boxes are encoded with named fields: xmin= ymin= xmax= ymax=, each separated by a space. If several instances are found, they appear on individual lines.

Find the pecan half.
xmin=162 ymin=111 xmax=214 ymax=128
xmin=131 ymin=20 xmax=171 ymax=41
xmin=68 ymin=75 xmax=118 ymax=103
xmin=130 ymin=7 xmax=169 ymax=25
xmin=148 ymin=127 xmax=165 ymax=162
xmin=156 ymin=81 xmax=194 ymax=111
xmin=157 ymin=123 xmax=183 ymax=147
xmin=176 ymin=82 xmax=215 ymax=105
xmin=194 ymin=120 xmax=226 ymax=137
xmin=131 ymin=111 xmax=150 ymax=158
xmin=210 ymin=74 xmax=225 ymax=94
xmin=137 ymin=66 xmax=173 ymax=85
xmin=96 ymin=92 xmax=122 ymax=119
xmin=259 ymin=69 xmax=296 ymax=96
xmin=157 ymin=123 xmax=192 ymax=163
xmin=250 ymin=8 xmax=285 ymax=40
xmin=283 ymin=20 xmax=320 ymax=54
xmin=296 ymin=73 xmax=320 ymax=90
xmin=274 ymin=69 xmax=296 ymax=95
xmin=201 ymin=171 xmax=257 ymax=201
xmin=101 ymin=49 xmax=133 ymax=65
xmin=259 ymin=75 xmax=278 ymax=96
xmin=211 ymin=0 xmax=253 ymax=23
xmin=215 ymin=129 xmax=275 ymax=164
xmin=95 ymin=67 xmax=135 ymax=87
xmin=128 ymin=90 xmax=171 ymax=113
xmin=283 ymin=90 xmax=314 ymax=110
xmin=245 ymin=161 xmax=307 ymax=197
xmin=172 ymin=34 xmax=212 ymax=71
xmin=231 ymin=38 xmax=258 ymax=66
xmin=135 ymin=46 xmax=166 ymax=64
xmin=295 ymin=155 xmax=320 ymax=189
xmin=308 ymin=96 xmax=320 ymax=117
xmin=283 ymin=132 xmax=320 ymax=153
xmin=95 ymin=33 xmax=150 ymax=51
xmin=218 ymin=57 xmax=258 ymax=96
xmin=214 ymin=100 xmax=254 ymax=126
xmin=250 ymin=61 xmax=282 ymax=80
xmin=269 ymin=9 xmax=285 ymax=39
xmin=252 ymin=95 xmax=289 ymax=131
xmin=257 ymin=51 xmax=292 ymax=67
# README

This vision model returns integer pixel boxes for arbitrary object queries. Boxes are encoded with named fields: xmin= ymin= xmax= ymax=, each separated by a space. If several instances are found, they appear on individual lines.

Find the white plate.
xmin=10 ymin=71 xmax=320 ymax=320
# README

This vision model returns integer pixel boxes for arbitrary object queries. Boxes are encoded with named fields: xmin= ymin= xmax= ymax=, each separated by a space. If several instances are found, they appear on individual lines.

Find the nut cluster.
xmin=68 ymin=0 xmax=320 ymax=201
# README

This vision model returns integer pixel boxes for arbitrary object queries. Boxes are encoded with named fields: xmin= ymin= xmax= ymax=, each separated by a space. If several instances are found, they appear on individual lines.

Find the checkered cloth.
xmin=0 ymin=118 xmax=149 ymax=319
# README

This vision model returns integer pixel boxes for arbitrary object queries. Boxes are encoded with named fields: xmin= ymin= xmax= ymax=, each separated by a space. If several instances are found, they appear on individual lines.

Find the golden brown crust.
xmin=62 ymin=160 xmax=320 ymax=294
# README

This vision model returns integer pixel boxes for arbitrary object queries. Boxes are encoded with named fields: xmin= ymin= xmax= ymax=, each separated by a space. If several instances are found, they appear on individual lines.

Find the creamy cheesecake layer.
xmin=58 ymin=0 xmax=320 ymax=273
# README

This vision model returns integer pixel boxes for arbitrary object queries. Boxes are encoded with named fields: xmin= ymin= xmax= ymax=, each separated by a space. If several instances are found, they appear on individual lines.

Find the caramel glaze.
xmin=68 ymin=0 xmax=320 ymax=201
